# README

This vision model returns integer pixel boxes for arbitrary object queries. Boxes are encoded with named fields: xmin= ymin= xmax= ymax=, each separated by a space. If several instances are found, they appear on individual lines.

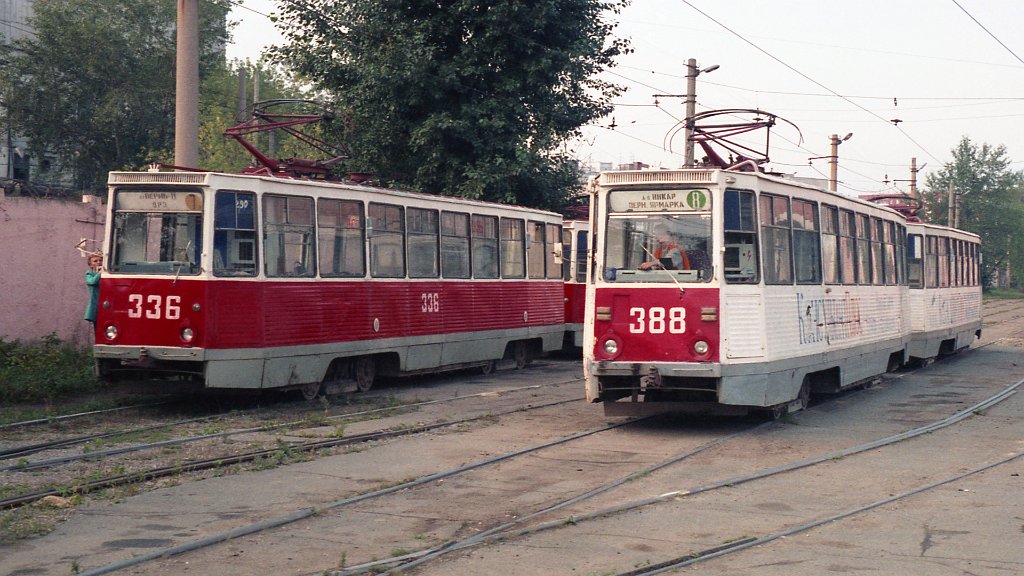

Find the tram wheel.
xmin=354 ymin=357 xmax=376 ymax=392
xmin=480 ymin=360 xmax=497 ymax=375
xmin=299 ymin=381 xmax=322 ymax=401
xmin=511 ymin=341 xmax=530 ymax=370
xmin=795 ymin=379 xmax=811 ymax=412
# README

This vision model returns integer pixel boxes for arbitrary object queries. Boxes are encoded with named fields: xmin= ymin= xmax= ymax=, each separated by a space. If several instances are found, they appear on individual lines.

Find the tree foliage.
xmin=271 ymin=0 xmax=630 ymax=209
xmin=921 ymin=136 xmax=1024 ymax=286
xmin=0 ymin=0 xmax=231 ymax=192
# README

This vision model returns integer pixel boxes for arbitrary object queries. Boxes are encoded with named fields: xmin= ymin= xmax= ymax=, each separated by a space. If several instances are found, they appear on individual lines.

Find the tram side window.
xmin=907 ymin=234 xmax=924 ymax=288
xmin=938 ymin=237 xmax=950 ymax=287
xmin=839 ymin=209 xmax=857 ymax=286
xmin=527 ymin=221 xmax=546 ymax=279
xmin=214 ymin=191 xmax=257 ymax=277
xmin=562 ymin=229 xmax=573 ymax=281
xmin=760 ymin=194 xmax=792 ymax=284
xmin=925 ymin=236 xmax=938 ymax=288
xmin=441 ymin=211 xmax=470 ymax=279
xmin=791 ymin=199 xmax=821 ymax=284
xmin=869 ymin=218 xmax=884 ymax=285
xmin=856 ymin=214 xmax=872 ymax=284
xmin=724 ymin=189 xmax=759 ymax=284
xmin=546 ymin=223 xmax=562 ymax=279
xmin=369 ymin=203 xmax=406 ymax=278
xmin=472 ymin=214 xmax=499 ymax=279
xmin=408 ymin=208 xmax=440 ymax=278
xmin=501 ymin=218 xmax=525 ymax=278
xmin=575 ymin=230 xmax=588 ymax=283
xmin=264 ymin=195 xmax=315 ymax=277
xmin=821 ymin=205 xmax=840 ymax=284
xmin=895 ymin=223 xmax=906 ymax=285
xmin=317 ymin=199 xmax=364 ymax=277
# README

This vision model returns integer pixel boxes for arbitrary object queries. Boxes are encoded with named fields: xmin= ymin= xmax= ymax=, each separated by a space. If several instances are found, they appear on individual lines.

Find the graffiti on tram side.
xmin=796 ymin=292 xmax=866 ymax=345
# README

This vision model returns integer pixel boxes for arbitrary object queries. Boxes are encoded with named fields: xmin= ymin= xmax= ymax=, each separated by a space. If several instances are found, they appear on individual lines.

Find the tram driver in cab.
xmin=639 ymin=224 xmax=691 ymax=270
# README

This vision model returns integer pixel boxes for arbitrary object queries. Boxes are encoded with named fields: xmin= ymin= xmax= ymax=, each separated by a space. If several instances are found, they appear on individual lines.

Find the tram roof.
xmin=107 ymin=170 xmax=563 ymax=218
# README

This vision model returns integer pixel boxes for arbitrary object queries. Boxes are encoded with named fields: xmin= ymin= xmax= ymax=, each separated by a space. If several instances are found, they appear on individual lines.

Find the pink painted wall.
xmin=0 ymin=190 xmax=106 ymax=347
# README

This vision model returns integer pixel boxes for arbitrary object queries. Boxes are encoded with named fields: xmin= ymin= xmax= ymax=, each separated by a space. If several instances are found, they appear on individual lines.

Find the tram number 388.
xmin=629 ymin=306 xmax=686 ymax=334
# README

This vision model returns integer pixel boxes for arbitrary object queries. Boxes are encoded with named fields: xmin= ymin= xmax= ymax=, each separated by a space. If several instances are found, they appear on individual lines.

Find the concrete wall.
xmin=0 ymin=188 xmax=106 ymax=347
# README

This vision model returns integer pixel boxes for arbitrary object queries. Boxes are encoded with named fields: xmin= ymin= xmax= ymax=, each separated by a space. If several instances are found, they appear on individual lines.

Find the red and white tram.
xmin=561 ymin=218 xmax=589 ymax=349
xmin=584 ymin=168 xmax=928 ymax=416
xmin=93 ymin=170 xmax=566 ymax=397
xmin=905 ymin=220 xmax=982 ymax=361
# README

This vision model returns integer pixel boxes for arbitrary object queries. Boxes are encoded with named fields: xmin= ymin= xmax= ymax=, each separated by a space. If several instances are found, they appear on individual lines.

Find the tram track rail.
xmin=335 ymin=371 xmax=1023 ymax=575
xmin=0 ymin=380 xmax=584 ymax=510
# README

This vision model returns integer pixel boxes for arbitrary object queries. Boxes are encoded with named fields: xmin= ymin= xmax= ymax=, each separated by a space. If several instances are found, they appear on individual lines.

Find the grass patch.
xmin=984 ymin=288 xmax=1024 ymax=300
xmin=0 ymin=334 xmax=102 ymax=405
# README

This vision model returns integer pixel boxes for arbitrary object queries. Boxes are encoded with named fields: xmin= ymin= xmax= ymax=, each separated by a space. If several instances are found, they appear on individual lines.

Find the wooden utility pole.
xmin=174 ymin=0 xmax=199 ymax=168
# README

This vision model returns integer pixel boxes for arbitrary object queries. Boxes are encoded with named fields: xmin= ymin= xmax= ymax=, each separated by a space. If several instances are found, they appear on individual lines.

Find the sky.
xmin=226 ymin=0 xmax=1024 ymax=197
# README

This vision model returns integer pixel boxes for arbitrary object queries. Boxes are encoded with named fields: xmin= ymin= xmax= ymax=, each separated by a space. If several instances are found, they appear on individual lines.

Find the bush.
xmin=0 ymin=334 xmax=99 ymax=403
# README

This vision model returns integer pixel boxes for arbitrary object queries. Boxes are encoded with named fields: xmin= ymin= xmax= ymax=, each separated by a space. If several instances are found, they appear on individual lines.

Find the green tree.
xmin=271 ymin=0 xmax=630 ymax=209
xmin=0 ymin=0 xmax=231 ymax=192
xmin=921 ymin=136 xmax=1024 ymax=287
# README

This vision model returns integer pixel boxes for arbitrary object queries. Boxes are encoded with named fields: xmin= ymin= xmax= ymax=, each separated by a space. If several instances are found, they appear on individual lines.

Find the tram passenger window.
xmin=472 ymin=215 xmax=498 ymax=279
xmin=562 ymin=229 xmax=573 ymax=281
xmin=870 ymin=218 xmax=884 ymax=285
xmin=264 ymin=195 xmax=315 ymax=277
xmin=501 ymin=218 xmax=525 ymax=278
xmin=318 ymin=199 xmax=364 ymax=277
xmin=939 ymin=237 xmax=950 ymax=287
xmin=856 ymin=214 xmax=871 ymax=284
xmin=822 ymin=205 xmax=840 ymax=284
xmin=907 ymin=234 xmax=923 ymax=289
xmin=724 ymin=189 xmax=758 ymax=284
xmin=214 ymin=190 xmax=257 ymax=277
xmin=895 ymin=224 xmax=906 ymax=285
xmin=441 ymin=211 xmax=470 ymax=278
xmin=527 ymin=221 xmax=546 ymax=279
xmin=760 ymin=194 xmax=792 ymax=284
xmin=839 ymin=210 xmax=856 ymax=286
xmin=408 ymin=208 xmax=439 ymax=278
xmin=546 ymin=223 xmax=562 ymax=279
xmin=882 ymin=221 xmax=897 ymax=285
xmin=369 ymin=203 xmax=406 ymax=278
xmin=792 ymin=199 xmax=821 ymax=284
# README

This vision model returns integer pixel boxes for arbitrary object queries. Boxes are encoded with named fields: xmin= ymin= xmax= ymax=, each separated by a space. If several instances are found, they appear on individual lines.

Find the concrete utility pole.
xmin=683 ymin=58 xmax=718 ymax=167
xmin=947 ymin=181 xmax=955 ymax=226
xmin=828 ymin=132 xmax=852 ymax=192
xmin=909 ymin=157 xmax=917 ymax=198
xmin=175 ymin=0 xmax=199 ymax=168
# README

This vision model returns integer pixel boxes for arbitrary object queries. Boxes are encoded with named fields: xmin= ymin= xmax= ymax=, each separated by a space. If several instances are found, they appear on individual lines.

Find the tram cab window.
xmin=111 ymin=189 xmax=203 ymax=276
xmin=724 ymin=189 xmax=758 ymax=284
xmin=546 ymin=223 xmax=562 ymax=279
xmin=527 ymin=221 xmax=546 ymax=279
xmin=214 ymin=190 xmax=256 ymax=277
xmin=601 ymin=188 xmax=713 ymax=283
xmin=318 ymin=199 xmax=364 ymax=277
xmin=575 ymin=229 xmax=588 ymax=283
xmin=264 ymin=195 xmax=315 ymax=278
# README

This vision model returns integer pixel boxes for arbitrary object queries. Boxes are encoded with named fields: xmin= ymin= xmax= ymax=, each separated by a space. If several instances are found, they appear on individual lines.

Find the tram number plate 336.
xmin=629 ymin=306 xmax=686 ymax=334
xmin=127 ymin=294 xmax=181 ymax=320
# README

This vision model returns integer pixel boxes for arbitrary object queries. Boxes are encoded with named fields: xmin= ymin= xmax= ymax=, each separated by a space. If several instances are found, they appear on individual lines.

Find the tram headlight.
xmin=180 ymin=327 xmax=194 ymax=343
xmin=603 ymin=339 xmax=619 ymax=355
xmin=104 ymin=325 xmax=118 ymax=341
xmin=693 ymin=340 xmax=709 ymax=355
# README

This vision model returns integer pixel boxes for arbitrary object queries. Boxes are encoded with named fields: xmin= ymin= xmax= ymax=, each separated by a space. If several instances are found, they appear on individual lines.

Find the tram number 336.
xmin=421 ymin=292 xmax=440 ymax=313
xmin=127 ymin=294 xmax=181 ymax=320
xmin=629 ymin=306 xmax=685 ymax=334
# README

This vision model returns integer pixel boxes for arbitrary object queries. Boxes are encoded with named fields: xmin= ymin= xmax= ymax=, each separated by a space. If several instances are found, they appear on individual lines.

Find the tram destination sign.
xmin=116 ymin=191 xmax=203 ymax=212
xmin=609 ymin=189 xmax=710 ymax=212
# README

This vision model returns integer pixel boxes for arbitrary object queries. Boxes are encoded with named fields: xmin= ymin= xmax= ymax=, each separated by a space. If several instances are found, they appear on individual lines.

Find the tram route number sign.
xmin=609 ymin=189 xmax=710 ymax=212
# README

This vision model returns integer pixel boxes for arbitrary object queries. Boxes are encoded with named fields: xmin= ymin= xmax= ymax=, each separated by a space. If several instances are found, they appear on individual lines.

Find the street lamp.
xmin=683 ymin=59 xmax=719 ymax=167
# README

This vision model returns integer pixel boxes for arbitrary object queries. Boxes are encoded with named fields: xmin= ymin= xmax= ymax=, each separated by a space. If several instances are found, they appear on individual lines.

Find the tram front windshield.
xmin=110 ymin=189 xmax=203 ymax=275
xmin=603 ymin=213 xmax=713 ymax=282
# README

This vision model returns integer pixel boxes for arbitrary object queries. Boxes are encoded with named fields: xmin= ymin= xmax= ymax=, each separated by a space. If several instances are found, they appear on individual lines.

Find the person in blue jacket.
xmin=84 ymin=252 xmax=102 ymax=323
